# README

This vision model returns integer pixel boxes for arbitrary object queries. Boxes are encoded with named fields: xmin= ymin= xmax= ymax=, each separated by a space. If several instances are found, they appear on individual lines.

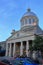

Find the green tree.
xmin=33 ymin=34 xmax=43 ymax=51
xmin=28 ymin=35 xmax=43 ymax=59
xmin=33 ymin=34 xmax=43 ymax=59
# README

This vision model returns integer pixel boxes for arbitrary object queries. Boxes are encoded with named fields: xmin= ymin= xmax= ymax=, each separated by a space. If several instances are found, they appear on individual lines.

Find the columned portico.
xmin=6 ymin=40 xmax=33 ymax=57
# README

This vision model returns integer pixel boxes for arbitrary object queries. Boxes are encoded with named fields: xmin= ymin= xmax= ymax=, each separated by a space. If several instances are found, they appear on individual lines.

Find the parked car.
xmin=14 ymin=57 xmax=39 ymax=65
xmin=0 ymin=61 xmax=8 ymax=65
xmin=1 ymin=59 xmax=13 ymax=65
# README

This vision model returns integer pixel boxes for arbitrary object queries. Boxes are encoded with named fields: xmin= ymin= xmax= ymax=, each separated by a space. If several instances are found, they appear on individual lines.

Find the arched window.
xmin=29 ymin=19 xmax=31 ymax=24
xmin=25 ymin=19 xmax=27 ymax=24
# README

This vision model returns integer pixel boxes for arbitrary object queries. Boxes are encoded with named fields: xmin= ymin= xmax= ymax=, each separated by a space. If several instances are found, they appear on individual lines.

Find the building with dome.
xmin=5 ymin=9 xmax=43 ymax=57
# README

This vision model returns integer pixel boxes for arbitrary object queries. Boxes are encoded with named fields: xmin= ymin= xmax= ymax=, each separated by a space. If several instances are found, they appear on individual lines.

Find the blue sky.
xmin=0 ymin=0 xmax=43 ymax=41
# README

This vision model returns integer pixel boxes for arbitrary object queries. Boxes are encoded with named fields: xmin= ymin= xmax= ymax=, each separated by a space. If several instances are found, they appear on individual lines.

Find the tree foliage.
xmin=33 ymin=35 xmax=43 ymax=51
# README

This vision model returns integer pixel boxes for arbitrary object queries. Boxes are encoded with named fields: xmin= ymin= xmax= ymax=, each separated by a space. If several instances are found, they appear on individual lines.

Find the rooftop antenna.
xmin=27 ymin=0 xmax=31 ymax=11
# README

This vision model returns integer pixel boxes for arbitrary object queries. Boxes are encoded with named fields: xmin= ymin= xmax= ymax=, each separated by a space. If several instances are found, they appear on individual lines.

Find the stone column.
xmin=13 ymin=43 xmax=16 ymax=57
xmin=6 ymin=43 xmax=8 ymax=56
xmin=26 ymin=40 xmax=29 ymax=57
xmin=20 ymin=41 xmax=23 ymax=56
xmin=9 ymin=43 xmax=11 ymax=56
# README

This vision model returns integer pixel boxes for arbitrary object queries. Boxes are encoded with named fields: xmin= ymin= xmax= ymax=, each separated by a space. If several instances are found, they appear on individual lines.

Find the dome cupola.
xmin=20 ymin=8 xmax=39 ymax=30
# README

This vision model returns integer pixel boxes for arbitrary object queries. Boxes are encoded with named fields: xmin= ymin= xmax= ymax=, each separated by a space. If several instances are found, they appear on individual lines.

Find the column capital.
xmin=26 ymin=40 xmax=29 ymax=42
xmin=21 ymin=41 xmax=23 ymax=43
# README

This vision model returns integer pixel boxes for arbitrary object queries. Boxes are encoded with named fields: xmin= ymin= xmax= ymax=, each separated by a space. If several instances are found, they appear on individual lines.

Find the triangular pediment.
xmin=6 ymin=25 xmax=43 ymax=41
xmin=6 ymin=30 xmax=34 ymax=41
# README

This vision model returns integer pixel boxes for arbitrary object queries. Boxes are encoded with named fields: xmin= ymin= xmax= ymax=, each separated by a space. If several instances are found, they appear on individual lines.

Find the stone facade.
xmin=1 ymin=9 xmax=43 ymax=57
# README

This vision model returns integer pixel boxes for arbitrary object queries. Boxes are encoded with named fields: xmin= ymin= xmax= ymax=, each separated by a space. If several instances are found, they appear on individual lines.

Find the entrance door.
xmin=16 ymin=42 xmax=20 ymax=56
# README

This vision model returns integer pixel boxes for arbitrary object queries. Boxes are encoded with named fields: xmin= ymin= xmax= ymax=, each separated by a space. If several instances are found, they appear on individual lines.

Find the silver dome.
xmin=23 ymin=9 xmax=37 ymax=17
